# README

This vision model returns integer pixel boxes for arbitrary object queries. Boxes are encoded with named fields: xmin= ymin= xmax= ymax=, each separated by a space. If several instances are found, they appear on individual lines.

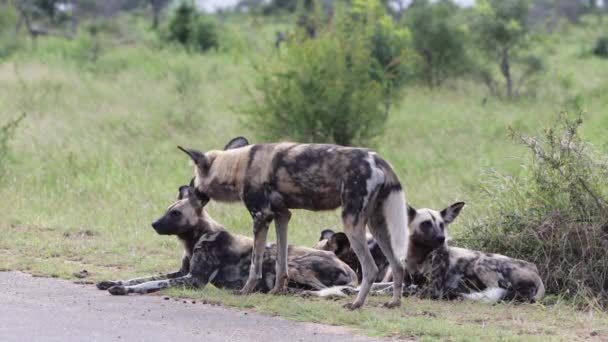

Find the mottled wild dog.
xmin=97 ymin=185 xmax=357 ymax=295
xmin=407 ymin=202 xmax=545 ymax=303
xmin=313 ymin=202 xmax=545 ymax=303
xmin=178 ymin=137 xmax=408 ymax=309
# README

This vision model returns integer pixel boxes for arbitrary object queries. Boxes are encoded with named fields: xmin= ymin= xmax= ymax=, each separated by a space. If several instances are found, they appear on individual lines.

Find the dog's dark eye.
xmin=169 ymin=210 xmax=182 ymax=218
xmin=439 ymin=222 xmax=445 ymax=230
xmin=420 ymin=221 xmax=433 ymax=232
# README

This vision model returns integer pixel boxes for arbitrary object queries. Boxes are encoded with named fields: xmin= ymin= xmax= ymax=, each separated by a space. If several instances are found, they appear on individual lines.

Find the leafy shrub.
xmin=0 ymin=113 xmax=26 ymax=175
xmin=593 ymin=36 xmax=608 ymax=58
xmin=403 ymin=0 xmax=470 ymax=87
xmin=460 ymin=114 xmax=608 ymax=307
xmin=348 ymin=0 xmax=414 ymax=89
xmin=0 ymin=4 xmax=22 ymax=59
xmin=164 ymin=1 xmax=219 ymax=52
xmin=247 ymin=7 xmax=398 ymax=146
xmin=473 ymin=0 xmax=541 ymax=98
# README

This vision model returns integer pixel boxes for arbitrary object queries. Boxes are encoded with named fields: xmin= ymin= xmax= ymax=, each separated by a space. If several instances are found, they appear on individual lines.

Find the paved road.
xmin=0 ymin=272 xmax=387 ymax=342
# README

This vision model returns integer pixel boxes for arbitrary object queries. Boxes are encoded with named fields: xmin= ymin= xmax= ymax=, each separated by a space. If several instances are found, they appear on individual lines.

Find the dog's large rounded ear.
xmin=177 ymin=146 xmax=208 ymax=170
xmin=224 ymin=136 xmax=249 ymax=150
xmin=331 ymin=232 xmax=351 ymax=254
xmin=177 ymin=185 xmax=191 ymax=200
xmin=441 ymin=202 xmax=466 ymax=224
xmin=407 ymin=204 xmax=417 ymax=224
xmin=319 ymin=229 xmax=335 ymax=241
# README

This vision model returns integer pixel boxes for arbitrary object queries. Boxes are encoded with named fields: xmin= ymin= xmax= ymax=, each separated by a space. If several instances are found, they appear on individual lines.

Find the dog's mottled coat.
xmin=179 ymin=137 xmax=409 ymax=309
xmin=313 ymin=202 xmax=545 ymax=303
xmin=406 ymin=203 xmax=545 ymax=303
xmin=97 ymin=186 xmax=357 ymax=295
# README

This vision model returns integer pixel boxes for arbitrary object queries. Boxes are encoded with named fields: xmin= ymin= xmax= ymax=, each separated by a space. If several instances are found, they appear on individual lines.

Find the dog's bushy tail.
xmin=372 ymin=156 xmax=408 ymax=265
xmin=378 ymin=188 xmax=409 ymax=265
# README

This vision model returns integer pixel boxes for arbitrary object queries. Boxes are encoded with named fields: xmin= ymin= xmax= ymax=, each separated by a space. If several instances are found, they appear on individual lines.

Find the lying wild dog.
xmin=315 ymin=229 xmax=389 ymax=283
xmin=178 ymin=137 xmax=408 ymax=309
xmin=311 ymin=202 xmax=545 ymax=303
xmin=96 ymin=185 xmax=357 ymax=295
xmin=406 ymin=202 xmax=545 ymax=303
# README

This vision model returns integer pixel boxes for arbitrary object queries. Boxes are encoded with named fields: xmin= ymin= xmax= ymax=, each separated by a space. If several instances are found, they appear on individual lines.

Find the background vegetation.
xmin=1 ymin=0 xmax=608 ymax=339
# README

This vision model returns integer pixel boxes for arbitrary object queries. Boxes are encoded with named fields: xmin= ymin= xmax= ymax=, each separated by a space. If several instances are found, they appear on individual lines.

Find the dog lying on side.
xmin=96 ymin=185 xmax=357 ymax=295
xmin=313 ymin=202 xmax=545 ymax=303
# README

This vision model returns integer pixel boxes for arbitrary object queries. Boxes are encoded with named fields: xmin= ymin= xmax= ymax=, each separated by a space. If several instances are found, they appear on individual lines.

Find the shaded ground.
xmin=0 ymin=272 xmax=388 ymax=342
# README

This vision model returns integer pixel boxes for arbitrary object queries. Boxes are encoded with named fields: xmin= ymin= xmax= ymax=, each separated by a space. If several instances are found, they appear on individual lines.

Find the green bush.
xmin=164 ymin=1 xmax=219 ymax=52
xmin=0 ymin=4 xmax=22 ymax=59
xmin=0 ymin=113 xmax=26 ymax=176
xmin=460 ymin=114 xmax=608 ymax=307
xmin=593 ymin=36 xmax=608 ymax=58
xmin=473 ymin=0 xmax=540 ymax=98
xmin=246 ymin=8 xmax=395 ymax=146
xmin=348 ymin=0 xmax=414 ymax=89
xmin=403 ymin=0 xmax=470 ymax=87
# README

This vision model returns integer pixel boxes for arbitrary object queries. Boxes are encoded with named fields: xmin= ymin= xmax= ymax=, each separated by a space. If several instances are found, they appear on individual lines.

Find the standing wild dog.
xmin=407 ymin=202 xmax=545 ymax=303
xmin=96 ymin=185 xmax=357 ymax=295
xmin=178 ymin=137 xmax=408 ymax=309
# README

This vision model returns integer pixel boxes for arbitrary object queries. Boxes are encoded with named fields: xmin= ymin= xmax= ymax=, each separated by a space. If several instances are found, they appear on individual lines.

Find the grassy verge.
xmin=1 ymin=223 xmax=607 ymax=341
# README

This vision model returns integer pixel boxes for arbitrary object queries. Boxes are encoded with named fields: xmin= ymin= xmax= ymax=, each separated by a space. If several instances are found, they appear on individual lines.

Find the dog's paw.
xmin=343 ymin=301 xmax=363 ymax=310
xmin=108 ymin=285 xmax=129 ymax=295
xmin=96 ymin=280 xmax=121 ymax=290
xmin=268 ymin=286 xmax=288 ymax=296
xmin=382 ymin=299 xmax=401 ymax=309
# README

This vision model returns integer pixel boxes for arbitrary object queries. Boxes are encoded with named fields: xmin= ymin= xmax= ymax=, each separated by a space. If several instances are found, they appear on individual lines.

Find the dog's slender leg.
xmin=343 ymin=219 xmax=378 ymax=310
xmin=368 ymin=203 xmax=406 ymax=308
xmin=97 ymin=256 xmax=190 ymax=290
xmin=108 ymin=275 xmax=197 ymax=295
xmin=269 ymin=210 xmax=291 ymax=295
xmin=367 ymin=228 xmax=404 ymax=307
xmin=240 ymin=216 xmax=271 ymax=295
xmin=97 ymin=271 xmax=183 ymax=290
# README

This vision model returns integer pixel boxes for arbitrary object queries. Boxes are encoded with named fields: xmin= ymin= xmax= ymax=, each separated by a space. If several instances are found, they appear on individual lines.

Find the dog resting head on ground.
xmin=407 ymin=202 xmax=545 ymax=303
xmin=178 ymin=136 xmax=409 ymax=309
xmin=96 ymin=185 xmax=357 ymax=295
xmin=315 ymin=229 xmax=389 ymax=283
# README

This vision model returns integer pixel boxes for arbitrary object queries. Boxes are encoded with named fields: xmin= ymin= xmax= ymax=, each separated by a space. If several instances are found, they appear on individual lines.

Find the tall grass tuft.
xmin=460 ymin=113 xmax=608 ymax=308
xmin=0 ymin=113 xmax=26 ymax=176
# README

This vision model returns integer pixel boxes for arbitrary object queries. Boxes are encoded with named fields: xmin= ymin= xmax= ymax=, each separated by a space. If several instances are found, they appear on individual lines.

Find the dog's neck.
xmin=177 ymin=209 xmax=226 ymax=256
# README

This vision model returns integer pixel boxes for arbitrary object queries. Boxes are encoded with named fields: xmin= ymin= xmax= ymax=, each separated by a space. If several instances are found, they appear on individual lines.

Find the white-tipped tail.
xmin=461 ymin=288 xmax=507 ymax=304
xmin=383 ymin=190 xmax=409 ymax=264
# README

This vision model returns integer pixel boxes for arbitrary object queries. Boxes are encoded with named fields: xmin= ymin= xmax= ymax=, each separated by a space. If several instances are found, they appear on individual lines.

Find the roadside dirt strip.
xmin=0 ymin=272 xmax=394 ymax=342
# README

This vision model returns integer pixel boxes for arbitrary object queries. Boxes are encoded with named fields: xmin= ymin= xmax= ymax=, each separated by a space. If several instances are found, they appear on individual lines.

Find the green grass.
xmin=1 ymin=14 xmax=608 ymax=340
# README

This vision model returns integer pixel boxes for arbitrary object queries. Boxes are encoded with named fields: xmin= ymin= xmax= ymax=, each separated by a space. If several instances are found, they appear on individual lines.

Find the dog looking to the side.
xmin=315 ymin=229 xmax=389 ymax=283
xmin=179 ymin=136 xmax=409 ymax=309
xmin=407 ymin=203 xmax=545 ymax=303
xmin=314 ymin=202 xmax=545 ymax=304
xmin=96 ymin=185 xmax=357 ymax=295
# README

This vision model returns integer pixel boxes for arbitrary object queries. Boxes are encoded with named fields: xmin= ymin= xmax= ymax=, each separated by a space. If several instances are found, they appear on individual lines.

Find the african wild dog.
xmin=178 ymin=137 xmax=408 ymax=309
xmin=96 ymin=185 xmax=357 ymax=295
xmin=315 ymin=229 xmax=389 ymax=283
xmin=312 ymin=202 xmax=545 ymax=303
xmin=407 ymin=202 xmax=545 ymax=303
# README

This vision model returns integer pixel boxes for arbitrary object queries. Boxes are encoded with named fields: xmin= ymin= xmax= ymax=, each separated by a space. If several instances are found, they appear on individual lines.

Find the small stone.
xmin=163 ymin=297 xmax=170 ymax=300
